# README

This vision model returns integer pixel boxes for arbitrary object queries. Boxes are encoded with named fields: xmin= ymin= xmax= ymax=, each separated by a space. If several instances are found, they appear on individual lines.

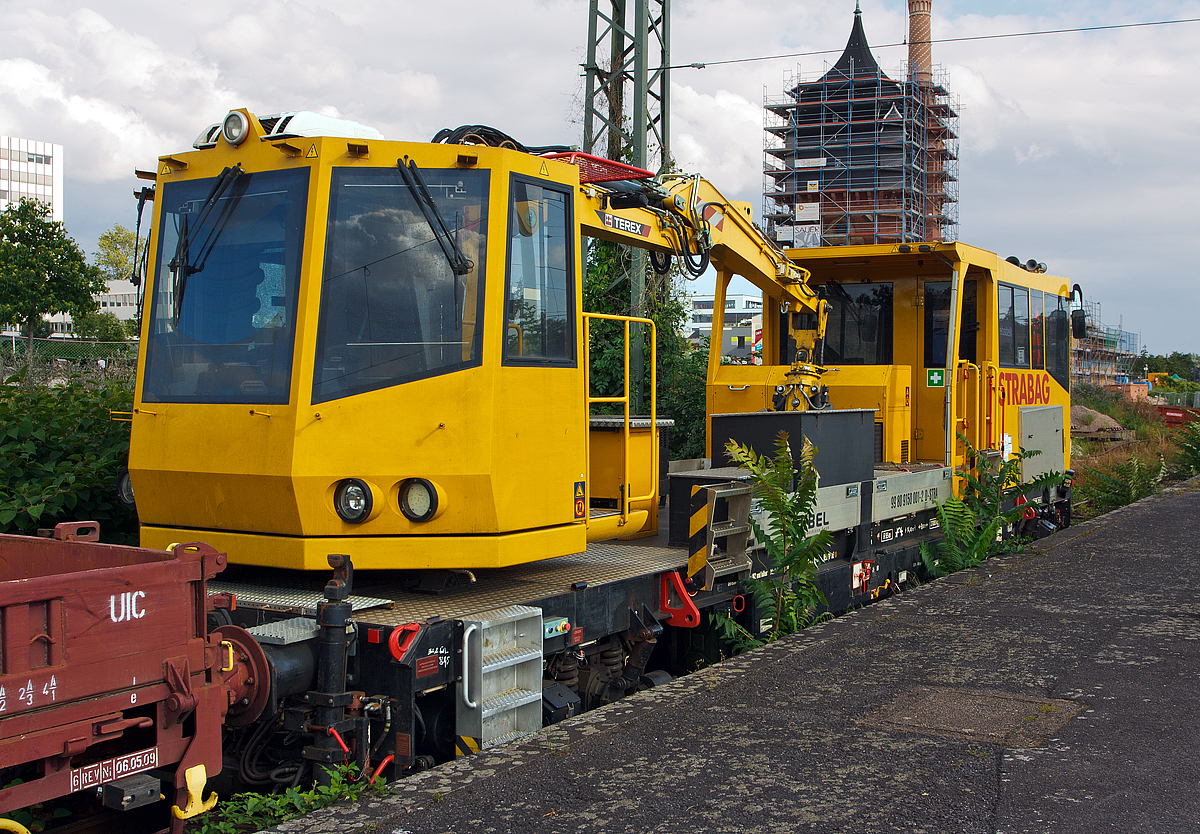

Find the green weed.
xmin=186 ymin=765 xmax=386 ymax=833
xmin=921 ymin=436 xmax=1062 ymax=578
xmin=1077 ymin=453 xmax=1165 ymax=515
xmin=1172 ymin=420 xmax=1200 ymax=477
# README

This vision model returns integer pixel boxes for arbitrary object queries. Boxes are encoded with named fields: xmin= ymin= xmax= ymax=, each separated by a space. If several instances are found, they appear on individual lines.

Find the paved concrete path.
xmin=275 ymin=480 xmax=1200 ymax=834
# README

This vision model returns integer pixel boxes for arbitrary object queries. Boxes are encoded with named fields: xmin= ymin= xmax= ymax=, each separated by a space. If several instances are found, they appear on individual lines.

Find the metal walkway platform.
xmin=213 ymin=537 xmax=689 ymax=627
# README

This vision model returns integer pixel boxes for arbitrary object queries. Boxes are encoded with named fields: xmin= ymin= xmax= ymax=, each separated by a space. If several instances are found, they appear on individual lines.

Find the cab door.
xmin=491 ymin=173 xmax=587 ymax=534
xmin=915 ymin=279 xmax=951 ymax=461
xmin=915 ymin=278 xmax=978 ymax=462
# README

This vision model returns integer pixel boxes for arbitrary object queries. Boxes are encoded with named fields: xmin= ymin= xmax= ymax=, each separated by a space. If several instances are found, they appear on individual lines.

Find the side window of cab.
xmin=504 ymin=176 xmax=575 ymax=364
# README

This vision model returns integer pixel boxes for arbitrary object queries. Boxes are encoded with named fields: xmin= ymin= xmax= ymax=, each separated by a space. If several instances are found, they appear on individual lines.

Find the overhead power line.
xmin=673 ymin=17 xmax=1200 ymax=70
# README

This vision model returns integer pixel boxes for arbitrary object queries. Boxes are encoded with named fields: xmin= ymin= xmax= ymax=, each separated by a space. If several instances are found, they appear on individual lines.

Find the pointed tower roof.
xmin=823 ymin=5 xmax=888 ymax=80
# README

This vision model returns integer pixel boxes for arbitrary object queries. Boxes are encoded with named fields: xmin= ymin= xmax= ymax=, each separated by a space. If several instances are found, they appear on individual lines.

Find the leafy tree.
xmin=1142 ymin=350 xmax=1199 ymax=382
xmin=92 ymin=223 xmax=144 ymax=283
xmin=0 ymin=198 xmax=104 ymax=354
xmin=74 ymin=310 xmax=132 ymax=342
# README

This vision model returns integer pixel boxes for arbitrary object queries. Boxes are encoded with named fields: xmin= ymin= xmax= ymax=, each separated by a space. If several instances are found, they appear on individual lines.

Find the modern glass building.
xmin=0 ymin=135 xmax=64 ymax=221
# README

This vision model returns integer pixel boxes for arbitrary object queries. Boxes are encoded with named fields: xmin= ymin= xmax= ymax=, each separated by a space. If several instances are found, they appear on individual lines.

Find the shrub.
xmin=921 ymin=436 xmax=1062 ymax=577
xmin=0 ymin=369 xmax=137 ymax=543
xmin=1077 ymin=454 xmax=1165 ymax=515
xmin=1175 ymin=420 xmax=1200 ymax=477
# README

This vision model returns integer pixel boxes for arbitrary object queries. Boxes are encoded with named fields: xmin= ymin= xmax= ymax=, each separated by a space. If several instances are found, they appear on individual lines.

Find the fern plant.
xmin=921 ymin=435 xmax=1064 ymax=577
xmin=713 ymin=431 xmax=831 ymax=652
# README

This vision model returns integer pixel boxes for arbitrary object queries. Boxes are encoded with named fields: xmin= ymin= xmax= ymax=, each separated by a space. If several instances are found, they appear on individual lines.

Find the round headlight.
xmin=117 ymin=468 xmax=136 ymax=510
xmin=222 ymin=111 xmax=249 ymax=146
xmin=334 ymin=479 xmax=373 ymax=523
xmin=399 ymin=478 xmax=438 ymax=522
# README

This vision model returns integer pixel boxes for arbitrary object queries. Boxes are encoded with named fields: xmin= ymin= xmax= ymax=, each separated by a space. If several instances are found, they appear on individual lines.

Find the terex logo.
xmin=596 ymin=211 xmax=650 ymax=237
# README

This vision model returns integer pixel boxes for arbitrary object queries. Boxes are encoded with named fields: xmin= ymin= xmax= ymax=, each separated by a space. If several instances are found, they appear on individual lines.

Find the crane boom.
xmin=574 ymin=168 xmax=830 ymax=412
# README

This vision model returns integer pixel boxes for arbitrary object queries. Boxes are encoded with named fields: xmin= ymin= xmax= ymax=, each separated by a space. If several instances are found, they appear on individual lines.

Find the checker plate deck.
xmin=213 ymin=539 xmax=690 ymax=627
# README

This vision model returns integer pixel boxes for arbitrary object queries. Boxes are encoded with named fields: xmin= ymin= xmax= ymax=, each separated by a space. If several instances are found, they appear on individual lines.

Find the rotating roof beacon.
xmin=763 ymin=1 xmax=959 ymax=247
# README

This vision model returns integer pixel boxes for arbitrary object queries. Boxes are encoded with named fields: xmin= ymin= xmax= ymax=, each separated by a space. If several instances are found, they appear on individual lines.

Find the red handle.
xmin=388 ymin=623 xmax=422 ymax=661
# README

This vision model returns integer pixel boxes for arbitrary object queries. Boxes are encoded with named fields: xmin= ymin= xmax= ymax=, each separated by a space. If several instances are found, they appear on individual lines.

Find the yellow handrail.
xmin=582 ymin=313 xmax=658 ymax=526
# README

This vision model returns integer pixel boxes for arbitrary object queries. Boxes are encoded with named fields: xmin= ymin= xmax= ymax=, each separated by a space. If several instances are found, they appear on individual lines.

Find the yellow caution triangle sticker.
xmin=574 ymin=480 xmax=585 ymax=499
xmin=539 ymin=161 xmax=549 ymax=176
xmin=161 ymin=163 xmax=172 ymax=174
xmin=306 ymin=144 xmax=318 ymax=159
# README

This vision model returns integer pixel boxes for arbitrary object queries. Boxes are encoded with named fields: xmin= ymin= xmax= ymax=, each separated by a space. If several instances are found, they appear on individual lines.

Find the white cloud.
xmin=671 ymin=84 xmax=763 ymax=202
xmin=0 ymin=0 xmax=1197 ymax=350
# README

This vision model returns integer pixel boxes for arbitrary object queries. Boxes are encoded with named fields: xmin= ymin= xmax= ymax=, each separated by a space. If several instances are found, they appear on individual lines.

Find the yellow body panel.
xmin=587 ymin=426 xmax=660 ymax=537
xmin=138 ymin=523 xmax=586 ymax=571
xmin=820 ymin=365 xmax=913 ymax=463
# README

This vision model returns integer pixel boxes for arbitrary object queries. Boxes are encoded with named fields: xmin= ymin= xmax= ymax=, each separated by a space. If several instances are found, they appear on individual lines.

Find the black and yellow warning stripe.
xmin=686 ymin=484 xmax=709 ymax=583
xmin=455 ymin=735 xmax=480 ymax=756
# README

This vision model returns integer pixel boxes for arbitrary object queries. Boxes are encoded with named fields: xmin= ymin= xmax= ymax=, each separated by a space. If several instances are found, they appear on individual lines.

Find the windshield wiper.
xmin=396 ymin=157 xmax=474 ymax=277
xmin=169 ymin=164 xmax=245 ymax=324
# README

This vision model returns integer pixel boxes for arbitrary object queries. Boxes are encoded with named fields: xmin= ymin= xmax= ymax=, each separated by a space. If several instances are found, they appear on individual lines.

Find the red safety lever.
xmin=387 ymin=623 xmax=422 ymax=661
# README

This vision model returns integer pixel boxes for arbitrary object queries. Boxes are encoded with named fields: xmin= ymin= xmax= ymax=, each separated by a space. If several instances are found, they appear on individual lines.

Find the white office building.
xmin=98 ymin=279 xmax=140 ymax=324
xmin=686 ymin=293 xmax=764 ymax=361
xmin=686 ymin=293 xmax=762 ymax=333
xmin=0 ymin=135 xmax=64 ymax=221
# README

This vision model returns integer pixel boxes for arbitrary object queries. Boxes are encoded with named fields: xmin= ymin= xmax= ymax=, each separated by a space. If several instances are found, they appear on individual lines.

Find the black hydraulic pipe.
xmin=304 ymin=555 xmax=354 ymax=788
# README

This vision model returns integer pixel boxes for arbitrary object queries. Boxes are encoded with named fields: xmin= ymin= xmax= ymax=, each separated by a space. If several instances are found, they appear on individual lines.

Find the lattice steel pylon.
xmin=582 ymin=0 xmax=671 ymax=412
xmin=582 ymin=0 xmax=671 ymax=173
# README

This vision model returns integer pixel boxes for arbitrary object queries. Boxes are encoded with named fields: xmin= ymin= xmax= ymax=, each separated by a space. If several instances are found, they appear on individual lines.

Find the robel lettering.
xmin=109 ymin=591 xmax=147 ymax=623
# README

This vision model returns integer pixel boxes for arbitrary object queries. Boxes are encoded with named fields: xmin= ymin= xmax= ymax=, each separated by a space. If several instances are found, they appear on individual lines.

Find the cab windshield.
xmin=312 ymin=167 xmax=489 ymax=403
xmin=142 ymin=168 xmax=308 ymax=404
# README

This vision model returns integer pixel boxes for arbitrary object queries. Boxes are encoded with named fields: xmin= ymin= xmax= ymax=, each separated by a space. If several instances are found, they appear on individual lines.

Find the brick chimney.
xmin=908 ymin=0 xmax=932 ymax=85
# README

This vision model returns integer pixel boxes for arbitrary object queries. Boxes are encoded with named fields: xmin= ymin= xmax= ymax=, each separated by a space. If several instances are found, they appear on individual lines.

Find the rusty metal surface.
xmin=0 ymin=528 xmax=230 ymax=832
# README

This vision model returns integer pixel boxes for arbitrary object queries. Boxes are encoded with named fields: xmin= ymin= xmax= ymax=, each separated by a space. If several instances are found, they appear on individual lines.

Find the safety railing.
xmin=1159 ymin=391 xmax=1200 ymax=408
xmin=954 ymin=359 xmax=982 ymax=457
xmin=582 ymin=313 xmax=657 ymax=526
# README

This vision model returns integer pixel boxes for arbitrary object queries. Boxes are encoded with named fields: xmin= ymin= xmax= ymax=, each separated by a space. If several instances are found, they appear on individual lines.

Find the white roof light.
xmin=259 ymin=111 xmax=384 ymax=141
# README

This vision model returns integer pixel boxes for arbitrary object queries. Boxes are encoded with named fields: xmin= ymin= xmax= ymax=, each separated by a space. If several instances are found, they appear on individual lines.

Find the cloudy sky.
xmin=3 ymin=0 xmax=1197 ymax=353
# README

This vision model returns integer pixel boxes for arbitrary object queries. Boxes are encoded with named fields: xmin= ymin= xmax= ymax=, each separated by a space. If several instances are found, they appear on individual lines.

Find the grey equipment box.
xmin=1018 ymin=405 xmax=1065 ymax=482
xmin=710 ymin=409 xmax=877 ymax=488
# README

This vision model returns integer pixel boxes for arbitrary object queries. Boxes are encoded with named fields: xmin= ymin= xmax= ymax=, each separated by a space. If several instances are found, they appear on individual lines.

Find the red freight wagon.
xmin=0 ymin=523 xmax=231 ymax=833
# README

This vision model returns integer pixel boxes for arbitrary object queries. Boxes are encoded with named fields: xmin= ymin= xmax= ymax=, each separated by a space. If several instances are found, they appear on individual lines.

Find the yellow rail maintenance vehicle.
xmin=711 ymin=242 xmax=1081 ymax=518
xmin=100 ymin=108 xmax=1082 ymax=796
xmin=130 ymin=109 xmax=828 ymax=573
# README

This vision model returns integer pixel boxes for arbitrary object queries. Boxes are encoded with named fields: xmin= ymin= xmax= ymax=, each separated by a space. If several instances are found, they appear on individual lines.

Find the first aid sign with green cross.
xmin=927 ymin=368 xmax=945 ymax=387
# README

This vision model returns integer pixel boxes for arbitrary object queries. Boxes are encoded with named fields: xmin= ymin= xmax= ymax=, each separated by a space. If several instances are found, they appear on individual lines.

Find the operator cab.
xmin=131 ymin=109 xmax=658 ymax=571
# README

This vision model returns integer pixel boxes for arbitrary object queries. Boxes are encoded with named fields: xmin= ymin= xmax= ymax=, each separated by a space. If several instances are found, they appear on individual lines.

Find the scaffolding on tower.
xmin=762 ymin=5 xmax=959 ymax=248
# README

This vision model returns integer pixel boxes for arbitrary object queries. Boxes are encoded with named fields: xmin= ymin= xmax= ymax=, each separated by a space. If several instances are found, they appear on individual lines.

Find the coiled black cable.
xmin=430 ymin=125 xmax=573 ymax=156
